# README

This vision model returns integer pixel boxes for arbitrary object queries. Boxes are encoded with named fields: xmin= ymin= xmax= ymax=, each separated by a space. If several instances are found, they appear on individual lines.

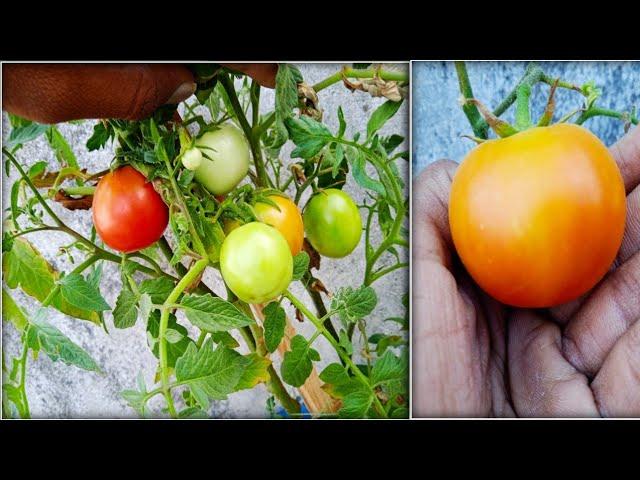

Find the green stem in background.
xmin=455 ymin=62 xmax=488 ymax=139
xmin=159 ymin=258 xmax=209 ymax=418
xmin=285 ymin=290 xmax=387 ymax=418
xmin=515 ymin=83 xmax=532 ymax=131
xmin=312 ymin=67 xmax=408 ymax=92
xmin=219 ymin=74 xmax=270 ymax=188
xmin=59 ymin=186 xmax=96 ymax=196
xmin=17 ymin=330 xmax=31 ymax=418
xmin=576 ymin=106 xmax=639 ymax=126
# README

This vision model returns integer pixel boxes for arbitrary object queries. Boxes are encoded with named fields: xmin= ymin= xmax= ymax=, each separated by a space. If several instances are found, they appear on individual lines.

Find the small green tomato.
xmin=181 ymin=147 xmax=203 ymax=170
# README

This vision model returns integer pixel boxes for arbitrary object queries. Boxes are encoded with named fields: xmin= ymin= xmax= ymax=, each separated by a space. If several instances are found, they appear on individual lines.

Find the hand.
xmin=413 ymin=126 xmax=640 ymax=418
xmin=2 ymin=63 xmax=278 ymax=124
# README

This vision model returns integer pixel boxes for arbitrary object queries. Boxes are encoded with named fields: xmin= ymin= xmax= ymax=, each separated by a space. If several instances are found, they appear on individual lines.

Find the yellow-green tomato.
xmin=194 ymin=124 xmax=250 ymax=195
xmin=220 ymin=222 xmax=293 ymax=304
xmin=303 ymin=188 xmax=362 ymax=258
xmin=181 ymin=147 xmax=202 ymax=170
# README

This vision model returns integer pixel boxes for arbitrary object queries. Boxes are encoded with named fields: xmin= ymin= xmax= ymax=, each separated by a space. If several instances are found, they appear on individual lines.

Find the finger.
xmin=615 ymin=185 xmax=640 ymax=266
xmin=562 ymin=250 xmax=640 ymax=376
xmin=2 ymin=64 xmax=195 ymax=123
xmin=508 ymin=309 xmax=599 ymax=417
xmin=591 ymin=318 xmax=640 ymax=417
xmin=610 ymin=125 xmax=640 ymax=193
xmin=221 ymin=63 xmax=278 ymax=88
xmin=413 ymin=160 xmax=490 ymax=417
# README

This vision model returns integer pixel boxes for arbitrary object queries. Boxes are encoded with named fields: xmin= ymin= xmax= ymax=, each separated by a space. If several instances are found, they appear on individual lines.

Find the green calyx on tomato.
xmin=193 ymin=123 xmax=250 ymax=195
xmin=220 ymin=222 xmax=293 ymax=304
xmin=92 ymin=165 xmax=169 ymax=253
xmin=303 ymin=188 xmax=362 ymax=258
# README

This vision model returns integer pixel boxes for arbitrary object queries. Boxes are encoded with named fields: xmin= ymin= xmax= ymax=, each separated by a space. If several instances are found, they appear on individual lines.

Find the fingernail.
xmin=165 ymin=82 xmax=196 ymax=104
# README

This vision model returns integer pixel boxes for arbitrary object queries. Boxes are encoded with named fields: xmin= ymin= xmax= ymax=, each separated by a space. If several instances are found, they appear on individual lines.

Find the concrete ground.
xmin=1 ymin=63 xmax=409 ymax=418
xmin=413 ymin=61 xmax=640 ymax=174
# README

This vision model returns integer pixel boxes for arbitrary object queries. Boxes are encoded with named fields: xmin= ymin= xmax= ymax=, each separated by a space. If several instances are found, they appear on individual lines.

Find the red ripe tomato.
xmin=92 ymin=166 xmax=169 ymax=253
xmin=449 ymin=124 xmax=626 ymax=308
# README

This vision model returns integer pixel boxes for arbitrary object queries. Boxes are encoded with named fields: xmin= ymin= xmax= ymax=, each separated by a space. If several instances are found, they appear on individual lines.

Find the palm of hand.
xmin=413 ymin=128 xmax=640 ymax=418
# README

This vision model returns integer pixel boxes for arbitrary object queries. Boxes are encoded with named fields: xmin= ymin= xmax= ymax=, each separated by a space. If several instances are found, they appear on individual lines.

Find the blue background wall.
xmin=412 ymin=61 xmax=640 ymax=175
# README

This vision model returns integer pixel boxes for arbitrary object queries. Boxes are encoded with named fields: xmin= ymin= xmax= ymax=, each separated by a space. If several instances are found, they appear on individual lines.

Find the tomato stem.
xmin=158 ymin=257 xmax=209 ymax=418
xmin=311 ymin=67 xmax=408 ymax=93
xmin=515 ymin=83 xmax=532 ymax=131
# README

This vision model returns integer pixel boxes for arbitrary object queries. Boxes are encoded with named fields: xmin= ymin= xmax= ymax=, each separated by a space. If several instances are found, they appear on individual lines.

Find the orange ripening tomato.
xmin=93 ymin=166 xmax=169 ymax=253
xmin=449 ymin=123 xmax=626 ymax=308
xmin=254 ymin=195 xmax=304 ymax=255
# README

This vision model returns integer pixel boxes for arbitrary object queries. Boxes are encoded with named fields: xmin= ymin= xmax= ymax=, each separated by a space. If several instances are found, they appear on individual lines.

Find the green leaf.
xmin=319 ymin=363 xmax=367 ymax=399
xmin=178 ymin=407 xmax=209 ymax=419
xmin=337 ymin=106 xmax=347 ymax=138
xmin=139 ymin=277 xmax=175 ymax=304
xmin=348 ymin=148 xmax=386 ymax=196
xmin=369 ymin=333 xmax=405 ymax=355
xmin=330 ymin=286 xmax=377 ymax=325
xmin=270 ymin=64 xmax=303 ymax=148
xmin=390 ymin=407 xmax=409 ymax=419
xmin=121 ymin=389 xmax=147 ymax=416
xmin=366 ymin=99 xmax=403 ymax=139
xmin=180 ymin=294 xmax=254 ymax=332
xmin=235 ymin=353 xmax=271 ymax=390
xmin=371 ymin=350 xmax=406 ymax=386
xmin=27 ymin=314 xmax=101 ymax=373
xmin=165 ymin=328 xmax=184 ymax=344
xmin=138 ymin=293 xmax=153 ymax=324
xmin=339 ymin=329 xmax=353 ymax=356
xmin=146 ymin=311 xmax=192 ymax=368
xmin=263 ymin=302 xmax=286 ymax=353
xmin=58 ymin=273 xmax=111 ymax=312
xmin=281 ymin=335 xmax=319 ymax=387
xmin=210 ymin=331 xmax=239 ymax=348
xmin=381 ymin=134 xmax=405 ymax=154
xmin=2 ymin=288 xmax=28 ymax=332
xmin=285 ymin=116 xmax=334 ymax=159
xmin=7 ymin=122 xmax=49 ymax=148
xmin=3 ymin=239 xmax=99 ymax=323
xmin=292 ymin=251 xmax=310 ymax=281
xmin=339 ymin=390 xmax=374 ymax=418
xmin=86 ymin=263 xmax=103 ymax=291
xmin=113 ymin=288 xmax=138 ymax=329
xmin=86 ymin=122 xmax=111 ymax=151
xmin=46 ymin=126 xmax=79 ymax=169
xmin=175 ymin=339 xmax=249 ymax=409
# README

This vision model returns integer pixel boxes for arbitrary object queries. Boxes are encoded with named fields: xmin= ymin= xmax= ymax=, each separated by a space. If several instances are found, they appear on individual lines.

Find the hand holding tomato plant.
xmin=413 ymin=62 xmax=640 ymax=417
xmin=2 ymin=63 xmax=409 ymax=418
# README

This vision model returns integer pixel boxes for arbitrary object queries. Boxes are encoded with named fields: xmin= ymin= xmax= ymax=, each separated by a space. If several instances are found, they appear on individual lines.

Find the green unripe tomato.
xmin=303 ymin=188 xmax=362 ymax=258
xmin=181 ymin=147 xmax=202 ymax=170
xmin=194 ymin=124 xmax=250 ymax=195
xmin=220 ymin=222 xmax=293 ymax=304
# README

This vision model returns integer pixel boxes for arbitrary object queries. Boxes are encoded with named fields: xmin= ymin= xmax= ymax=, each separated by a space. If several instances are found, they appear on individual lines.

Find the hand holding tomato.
xmin=413 ymin=126 xmax=640 ymax=418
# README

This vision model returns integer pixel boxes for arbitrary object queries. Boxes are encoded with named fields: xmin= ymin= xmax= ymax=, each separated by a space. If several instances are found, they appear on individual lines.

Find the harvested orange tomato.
xmin=449 ymin=123 xmax=626 ymax=308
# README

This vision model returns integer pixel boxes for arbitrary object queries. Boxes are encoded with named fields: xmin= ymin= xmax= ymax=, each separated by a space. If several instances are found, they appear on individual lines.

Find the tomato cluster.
xmin=93 ymin=125 xmax=364 ymax=305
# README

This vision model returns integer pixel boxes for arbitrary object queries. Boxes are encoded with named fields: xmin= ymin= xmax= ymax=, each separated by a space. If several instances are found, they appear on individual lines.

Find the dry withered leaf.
xmin=343 ymin=75 xmax=407 ymax=102
xmin=291 ymin=164 xmax=306 ymax=184
xmin=295 ymin=308 xmax=304 ymax=323
xmin=298 ymin=82 xmax=323 ymax=121
xmin=311 ymin=278 xmax=329 ymax=296
xmin=54 ymin=190 xmax=93 ymax=210
xmin=303 ymin=238 xmax=321 ymax=270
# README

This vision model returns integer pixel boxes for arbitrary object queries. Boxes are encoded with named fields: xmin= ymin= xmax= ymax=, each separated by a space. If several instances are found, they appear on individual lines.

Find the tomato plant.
xmin=92 ymin=165 xmax=169 ymax=253
xmin=220 ymin=222 xmax=293 ymax=303
xmin=254 ymin=194 xmax=304 ymax=255
xmin=303 ymin=188 xmax=362 ymax=258
xmin=451 ymin=62 xmax=636 ymax=308
xmin=2 ymin=63 xmax=409 ymax=419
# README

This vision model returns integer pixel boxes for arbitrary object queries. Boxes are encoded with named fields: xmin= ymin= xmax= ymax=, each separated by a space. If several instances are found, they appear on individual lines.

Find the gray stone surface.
xmin=1 ymin=63 xmax=409 ymax=418
xmin=412 ymin=61 xmax=640 ymax=175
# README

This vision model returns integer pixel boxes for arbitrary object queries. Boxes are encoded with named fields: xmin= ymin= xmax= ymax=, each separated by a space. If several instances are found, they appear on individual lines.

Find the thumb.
xmin=2 ymin=64 xmax=195 ymax=124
